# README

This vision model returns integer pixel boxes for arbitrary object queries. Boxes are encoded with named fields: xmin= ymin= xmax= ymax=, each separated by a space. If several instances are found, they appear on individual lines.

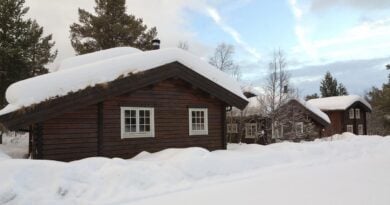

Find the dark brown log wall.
xmin=324 ymin=111 xmax=344 ymax=136
xmin=100 ymin=78 xmax=225 ymax=158
xmin=37 ymin=78 xmax=225 ymax=161
xmin=41 ymin=105 xmax=98 ymax=161
xmin=343 ymin=104 xmax=367 ymax=135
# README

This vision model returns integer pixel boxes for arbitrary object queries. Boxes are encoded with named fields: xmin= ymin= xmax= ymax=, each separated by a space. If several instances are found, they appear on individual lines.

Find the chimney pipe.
xmin=152 ymin=39 xmax=160 ymax=50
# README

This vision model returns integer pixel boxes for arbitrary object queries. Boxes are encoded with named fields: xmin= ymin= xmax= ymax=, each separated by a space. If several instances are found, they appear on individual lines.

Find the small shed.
xmin=0 ymin=47 xmax=248 ymax=161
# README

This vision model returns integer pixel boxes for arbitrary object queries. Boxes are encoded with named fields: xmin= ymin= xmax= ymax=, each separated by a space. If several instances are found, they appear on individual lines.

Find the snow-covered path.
xmin=0 ymin=133 xmax=390 ymax=205
xmin=131 ymin=153 xmax=390 ymax=205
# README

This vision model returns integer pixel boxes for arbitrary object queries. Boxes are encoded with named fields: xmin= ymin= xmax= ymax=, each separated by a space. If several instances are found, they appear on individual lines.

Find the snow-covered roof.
xmin=0 ymin=47 xmax=247 ymax=116
xmin=307 ymin=95 xmax=372 ymax=111
xmin=58 ymin=47 xmax=142 ymax=71
xmin=294 ymin=99 xmax=331 ymax=124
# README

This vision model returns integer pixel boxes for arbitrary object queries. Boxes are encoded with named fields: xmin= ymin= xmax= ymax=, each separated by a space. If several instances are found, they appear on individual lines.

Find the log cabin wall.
xmin=36 ymin=78 xmax=225 ymax=161
xmin=40 ymin=105 xmax=98 ymax=161
xmin=343 ymin=104 xmax=367 ymax=135
xmin=101 ymin=78 xmax=225 ymax=158
xmin=324 ymin=111 xmax=344 ymax=136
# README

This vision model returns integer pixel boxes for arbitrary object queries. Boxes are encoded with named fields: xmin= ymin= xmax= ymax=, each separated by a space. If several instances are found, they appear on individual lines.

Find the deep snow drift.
xmin=0 ymin=133 xmax=390 ymax=205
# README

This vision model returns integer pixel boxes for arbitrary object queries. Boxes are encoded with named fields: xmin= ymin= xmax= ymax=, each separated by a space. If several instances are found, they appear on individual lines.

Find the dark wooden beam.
xmin=222 ymin=104 xmax=227 ymax=149
xmin=32 ymin=123 xmax=43 ymax=159
xmin=97 ymin=102 xmax=103 ymax=156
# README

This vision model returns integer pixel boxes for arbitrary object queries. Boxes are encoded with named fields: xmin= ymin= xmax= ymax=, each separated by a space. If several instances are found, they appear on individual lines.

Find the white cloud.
xmin=205 ymin=7 xmax=262 ymax=60
xmin=310 ymin=0 xmax=390 ymax=11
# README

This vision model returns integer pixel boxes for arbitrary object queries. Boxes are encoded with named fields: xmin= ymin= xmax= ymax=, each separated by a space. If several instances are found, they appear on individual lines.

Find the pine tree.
xmin=0 ymin=0 xmax=57 ymax=108
xmin=70 ymin=0 xmax=157 ymax=54
xmin=337 ymin=83 xmax=348 ymax=95
xmin=305 ymin=93 xmax=319 ymax=100
xmin=366 ymin=65 xmax=390 ymax=135
xmin=319 ymin=71 xmax=348 ymax=97
xmin=320 ymin=72 xmax=338 ymax=97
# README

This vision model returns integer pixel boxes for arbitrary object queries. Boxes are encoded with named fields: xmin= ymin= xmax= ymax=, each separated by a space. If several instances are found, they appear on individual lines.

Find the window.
xmin=189 ymin=108 xmax=208 ymax=135
xmin=245 ymin=123 xmax=257 ymax=138
xmin=346 ymin=124 xmax=353 ymax=133
xmin=227 ymin=123 xmax=238 ymax=133
xmin=121 ymin=107 xmax=154 ymax=138
xmin=355 ymin=109 xmax=360 ymax=119
xmin=358 ymin=124 xmax=364 ymax=135
xmin=349 ymin=109 xmax=354 ymax=119
xmin=295 ymin=122 xmax=304 ymax=134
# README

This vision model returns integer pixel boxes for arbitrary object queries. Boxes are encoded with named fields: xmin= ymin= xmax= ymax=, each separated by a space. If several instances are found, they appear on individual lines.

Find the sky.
xmin=24 ymin=0 xmax=390 ymax=97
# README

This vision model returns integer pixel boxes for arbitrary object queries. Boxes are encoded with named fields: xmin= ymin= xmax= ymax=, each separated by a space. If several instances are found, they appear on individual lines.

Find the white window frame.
xmin=349 ymin=109 xmax=354 ymax=119
xmin=189 ymin=108 xmax=208 ymax=136
xmin=358 ymin=124 xmax=364 ymax=135
xmin=227 ymin=123 xmax=238 ymax=133
xmin=245 ymin=123 xmax=257 ymax=138
xmin=346 ymin=124 xmax=353 ymax=133
xmin=295 ymin=122 xmax=304 ymax=134
xmin=355 ymin=109 xmax=360 ymax=119
xmin=121 ymin=107 xmax=155 ymax=138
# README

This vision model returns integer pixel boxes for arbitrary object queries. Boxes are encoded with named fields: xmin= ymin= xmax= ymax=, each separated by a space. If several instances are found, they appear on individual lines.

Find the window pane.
xmin=192 ymin=117 xmax=195 ymax=124
xmin=192 ymin=111 xmax=195 ymax=117
xmin=131 ymin=118 xmax=136 ymax=125
xmin=131 ymin=125 xmax=136 ymax=132
xmin=192 ymin=124 xmax=196 ymax=130
xmin=125 ymin=125 xmax=130 ymax=132
xmin=200 ymin=111 xmax=204 ymax=118
xmin=125 ymin=118 xmax=130 ymax=125
xmin=140 ymin=110 xmax=144 ymax=117
xmin=140 ymin=117 xmax=144 ymax=125
xmin=140 ymin=125 xmax=144 ymax=132
xmin=145 ymin=118 xmax=150 ymax=124
xmin=125 ymin=110 xmax=130 ymax=117
xmin=130 ymin=110 xmax=136 ymax=117
xmin=200 ymin=124 xmax=204 ymax=130
xmin=145 ymin=110 xmax=150 ymax=117
xmin=145 ymin=125 xmax=150 ymax=131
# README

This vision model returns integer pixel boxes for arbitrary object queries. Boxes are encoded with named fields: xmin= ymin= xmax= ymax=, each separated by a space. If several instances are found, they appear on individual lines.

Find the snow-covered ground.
xmin=0 ymin=132 xmax=28 ymax=159
xmin=0 ymin=133 xmax=389 ymax=205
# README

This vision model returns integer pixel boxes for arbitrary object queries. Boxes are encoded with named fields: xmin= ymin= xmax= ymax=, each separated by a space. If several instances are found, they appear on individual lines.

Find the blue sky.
xmin=25 ymin=0 xmax=390 ymax=97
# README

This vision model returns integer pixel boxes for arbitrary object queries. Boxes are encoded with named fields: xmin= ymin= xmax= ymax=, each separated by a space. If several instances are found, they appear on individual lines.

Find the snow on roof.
xmin=294 ymin=99 xmax=331 ymax=124
xmin=0 ymin=47 xmax=247 ymax=116
xmin=307 ymin=95 xmax=372 ymax=111
xmin=58 ymin=47 xmax=142 ymax=71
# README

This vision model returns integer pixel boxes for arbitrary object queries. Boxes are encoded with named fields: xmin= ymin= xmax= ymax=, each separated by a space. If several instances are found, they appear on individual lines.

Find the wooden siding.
xmin=324 ymin=103 xmax=368 ymax=136
xmin=100 ymin=79 xmax=225 ymax=159
xmin=324 ymin=111 xmax=344 ymax=136
xmin=36 ymin=78 xmax=225 ymax=161
xmin=41 ymin=105 xmax=98 ymax=161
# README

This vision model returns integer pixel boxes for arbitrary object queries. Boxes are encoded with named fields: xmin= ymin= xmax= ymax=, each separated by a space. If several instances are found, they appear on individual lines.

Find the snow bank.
xmin=0 ymin=132 xmax=29 ymax=159
xmin=0 ymin=134 xmax=389 ymax=204
xmin=307 ymin=95 xmax=372 ymax=111
xmin=0 ymin=48 xmax=246 ymax=116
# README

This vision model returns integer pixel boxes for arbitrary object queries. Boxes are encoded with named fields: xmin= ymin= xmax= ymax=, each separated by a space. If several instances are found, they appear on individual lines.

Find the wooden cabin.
xmin=226 ymin=96 xmax=271 ymax=144
xmin=0 ymin=47 xmax=248 ymax=161
xmin=307 ymin=95 xmax=372 ymax=136
xmin=272 ymin=99 xmax=330 ymax=142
